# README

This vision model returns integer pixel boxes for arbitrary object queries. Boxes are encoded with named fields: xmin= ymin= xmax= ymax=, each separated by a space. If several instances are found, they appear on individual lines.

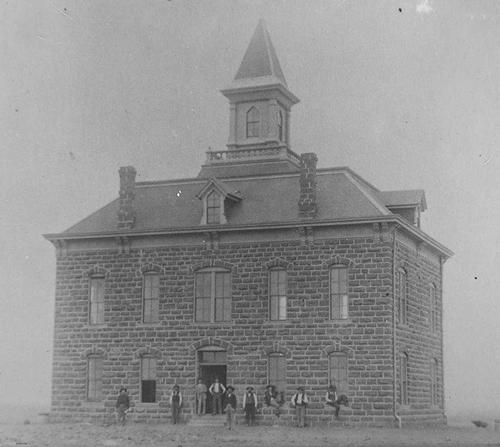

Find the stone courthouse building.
xmin=45 ymin=21 xmax=452 ymax=426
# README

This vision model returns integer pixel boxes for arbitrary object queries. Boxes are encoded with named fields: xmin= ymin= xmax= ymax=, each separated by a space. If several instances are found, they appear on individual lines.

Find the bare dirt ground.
xmin=1 ymin=422 xmax=500 ymax=447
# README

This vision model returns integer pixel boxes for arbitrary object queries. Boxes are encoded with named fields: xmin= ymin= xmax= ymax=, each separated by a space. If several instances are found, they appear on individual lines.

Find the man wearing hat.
xmin=325 ymin=384 xmax=341 ymax=418
xmin=224 ymin=386 xmax=237 ymax=430
xmin=115 ymin=387 xmax=130 ymax=425
xmin=291 ymin=386 xmax=309 ymax=428
xmin=242 ymin=386 xmax=258 ymax=426
xmin=169 ymin=385 xmax=183 ymax=424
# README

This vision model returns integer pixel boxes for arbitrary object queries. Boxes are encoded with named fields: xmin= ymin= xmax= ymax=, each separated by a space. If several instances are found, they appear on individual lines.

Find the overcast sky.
xmin=1 ymin=0 xmax=499 ymax=416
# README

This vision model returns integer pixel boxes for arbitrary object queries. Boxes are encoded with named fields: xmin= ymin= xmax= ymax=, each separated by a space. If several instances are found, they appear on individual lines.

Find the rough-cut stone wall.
xmin=50 ymin=232 xmax=442 ymax=426
xmin=394 ymin=239 xmax=445 ymax=425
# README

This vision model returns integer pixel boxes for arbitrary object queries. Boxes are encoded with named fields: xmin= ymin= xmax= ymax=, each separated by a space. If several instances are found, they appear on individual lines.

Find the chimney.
xmin=117 ymin=166 xmax=137 ymax=230
xmin=298 ymin=153 xmax=318 ymax=218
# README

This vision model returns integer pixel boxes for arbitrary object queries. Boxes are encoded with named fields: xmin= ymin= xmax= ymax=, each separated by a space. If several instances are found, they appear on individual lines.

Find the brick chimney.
xmin=298 ymin=153 xmax=318 ymax=218
xmin=117 ymin=166 xmax=137 ymax=230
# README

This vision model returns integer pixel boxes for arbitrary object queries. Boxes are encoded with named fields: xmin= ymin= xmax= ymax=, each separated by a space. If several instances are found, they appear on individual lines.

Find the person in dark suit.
xmin=115 ymin=387 xmax=130 ymax=425
xmin=224 ymin=386 xmax=237 ymax=430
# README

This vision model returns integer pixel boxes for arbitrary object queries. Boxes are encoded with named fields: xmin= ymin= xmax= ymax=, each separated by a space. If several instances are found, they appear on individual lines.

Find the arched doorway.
xmin=197 ymin=346 xmax=227 ymax=414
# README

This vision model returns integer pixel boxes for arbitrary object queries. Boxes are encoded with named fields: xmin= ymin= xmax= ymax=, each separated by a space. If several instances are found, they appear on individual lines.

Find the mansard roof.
xmin=56 ymin=167 xmax=415 ymax=235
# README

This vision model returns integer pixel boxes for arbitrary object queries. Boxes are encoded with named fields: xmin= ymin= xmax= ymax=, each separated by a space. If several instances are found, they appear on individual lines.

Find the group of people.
xmin=195 ymin=378 xmax=259 ymax=429
xmin=115 ymin=380 xmax=348 ymax=428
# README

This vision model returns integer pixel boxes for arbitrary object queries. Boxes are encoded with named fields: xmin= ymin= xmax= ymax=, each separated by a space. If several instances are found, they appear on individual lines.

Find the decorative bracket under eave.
xmin=116 ymin=236 xmax=131 ymax=254
xmin=53 ymin=239 xmax=67 ymax=258
xmin=296 ymin=225 xmax=314 ymax=245
xmin=373 ymin=222 xmax=390 ymax=242
xmin=203 ymin=231 xmax=220 ymax=251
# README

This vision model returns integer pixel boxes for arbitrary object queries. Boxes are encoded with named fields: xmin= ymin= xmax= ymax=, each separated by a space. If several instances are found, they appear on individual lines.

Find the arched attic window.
xmin=206 ymin=190 xmax=221 ymax=224
xmin=246 ymin=106 xmax=260 ymax=138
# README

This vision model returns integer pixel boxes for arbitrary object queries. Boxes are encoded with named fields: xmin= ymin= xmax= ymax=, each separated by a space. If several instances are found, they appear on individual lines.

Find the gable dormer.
xmin=196 ymin=178 xmax=242 ymax=225
xmin=379 ymin=190 xmax=427 ymax=228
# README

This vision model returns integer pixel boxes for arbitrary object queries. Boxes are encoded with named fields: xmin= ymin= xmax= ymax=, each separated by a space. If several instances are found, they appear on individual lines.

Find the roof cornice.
xmin=43 ymin=215 xmax=453 ymax=259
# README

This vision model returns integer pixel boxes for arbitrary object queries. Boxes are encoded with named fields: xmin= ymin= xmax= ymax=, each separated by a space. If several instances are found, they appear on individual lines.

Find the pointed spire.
xmin=234 ymin=19 xmax=287 ymax=86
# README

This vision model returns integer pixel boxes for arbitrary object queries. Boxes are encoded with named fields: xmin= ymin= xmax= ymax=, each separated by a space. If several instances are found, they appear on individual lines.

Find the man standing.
xmin=243 ymin=386 xmax=258 ymax=426
xmin=195 ymin=378 xmax=207 ymax=415
xmin=115 ymin=387 xmax=130 ymax=425
xmin=209 ymin=377 xmax=226 ymax=415
xmin=170 ymin=385 xmax=183 ymax=424
xmin=291 ymin=386 xmax=309 ymax=428
xmin=224 ymin=386 xmax=237 ymax=430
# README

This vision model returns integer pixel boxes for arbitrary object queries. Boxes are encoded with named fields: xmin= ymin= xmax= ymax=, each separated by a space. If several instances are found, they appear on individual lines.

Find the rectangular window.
xmin=89 ymin=276 xmax=105 ymax=325
xmin=141 ymin=357 xmax=156 ymax=403
xmin=195 ymin=269 xmax=231 ymax=322
xmin=269 ymin=353 xmax=287 ymax=392
xmin=330 ymin=266 xmax=348 ymax=319
xmin=398 ymin=270 xmax=407 ymax=324
xmin=269 ymin=269 xmax=287 ymax=320
xmin=430 ymin=359 xmax=438 ymax=406
xmin=87 ymin=357 xmax=103 ymax=401
xmin=400 ymin=354 xmax=409 ymax=405
xmin=329 ymin=353 xmax=348 ymax=395
xmin=143 ymin=273 xmax=160 ymax=323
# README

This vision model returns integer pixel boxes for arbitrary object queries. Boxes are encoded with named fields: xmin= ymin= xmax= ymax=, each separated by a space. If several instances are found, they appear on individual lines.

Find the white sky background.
xmin=1 ymin=0 xmax=499 ymax=416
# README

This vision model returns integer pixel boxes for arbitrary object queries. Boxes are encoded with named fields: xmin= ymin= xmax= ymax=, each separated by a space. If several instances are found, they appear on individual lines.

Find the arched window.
xmin=89 ymin=275 xmax=105 ymax=325
xmin=399 ymin=352 xmax=409 ymax=405
xmin=430 ymin=358 xmax=438 ymax=406
xmin=246 ymin=106 xmax=260 ymax=138
xmin=397 ymin=268 xmax=407 ymax=324
xmin=143 ymin=272 xmax=160 ymax=323
xmin=206 ymin=190 xmax=221 ymax=224
xmin=140 ymin=355 xmax=157 ymax=403
xmin=330 ymin=265 xmax=348 ymax=319
xmin=429 ymin=283 xmax=437 ymax=332
xmin=329 ymin=352 xmax=348 ymax=395
xmin=268 ymin=352 xmax=287 ymax=393
xmin=195 ymin=268 xmax=231 ymax=322
xmin=87 ymin=356 xmax=103 ymax=401
xmin=269 ymin=268 xmax=287 ymax=320
xmin=278 ymin=110 xmax=284 ymax=141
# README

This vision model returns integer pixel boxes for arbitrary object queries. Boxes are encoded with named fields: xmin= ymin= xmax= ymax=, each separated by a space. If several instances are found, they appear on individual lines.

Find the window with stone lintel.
xmin=140 ymin=356 xmax=157 ymax=403
xmin=330 ymin=265 xmax=348 ymax=319
xmin=329 ymin=352 xmax=348 ymax=395
xmin=269 ymin=268 xmax=287 ymax=320
xmin=87 ymin=356 xmax=103 ymax=401
xmin=143 ymin=272 xmax=160 ymax=323
xmin=195 ymin=268 xmax=231 ymax=322
xmin=89 ymin=275 xmax=105 ymax=325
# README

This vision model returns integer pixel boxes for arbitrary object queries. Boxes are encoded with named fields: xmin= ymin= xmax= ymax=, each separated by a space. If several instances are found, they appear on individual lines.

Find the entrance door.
xmin=198 ymin=349 xmax=227 ymax=414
